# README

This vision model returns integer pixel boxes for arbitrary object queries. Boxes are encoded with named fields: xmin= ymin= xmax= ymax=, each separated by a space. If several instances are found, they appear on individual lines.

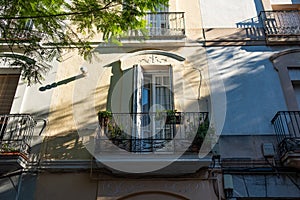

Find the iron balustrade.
xmin=0 ymin=114 xmax=36 ymax=157
xmin=96 ymin=112 xmax=209 ymax=153
xmin=260 ymin=11 xmax=300 ymax=36
xmin=0 ymin=19 xmax=43 ymax=40
xmin=125 ymin=12 xmax=185 ymax=38
xmin=271 ymin=111 xmax=300 ymax=157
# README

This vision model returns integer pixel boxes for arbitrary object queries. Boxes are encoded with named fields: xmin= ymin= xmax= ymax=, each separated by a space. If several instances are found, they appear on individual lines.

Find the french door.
xmin=133 ymin=65 xmax=173 ymax=151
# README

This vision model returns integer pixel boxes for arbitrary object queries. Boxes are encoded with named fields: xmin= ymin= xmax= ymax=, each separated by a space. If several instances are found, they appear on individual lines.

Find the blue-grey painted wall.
xmin=207 ymin=46 xmax=288 ymax=135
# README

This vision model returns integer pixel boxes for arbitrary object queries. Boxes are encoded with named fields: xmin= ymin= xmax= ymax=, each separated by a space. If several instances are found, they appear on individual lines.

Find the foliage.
xmin=97 ymin=111 xmax=128 ymax=148
xmin=0 ymin=143 xmax=17 ymax=152
xmin=187 ymin=117 xmax=209 ymax=145
xmin=98 ymin=110 xmax=112 ymax=119
xmin=0 ymin=0 xmax=168 ymax=85
xmin=98 ymin=110 xmax=112 ymax=128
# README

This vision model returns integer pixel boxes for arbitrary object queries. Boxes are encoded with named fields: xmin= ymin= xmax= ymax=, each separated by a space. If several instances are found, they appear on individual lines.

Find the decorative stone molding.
xmin=270 ymin=49 xmax=300 ymax=110
xmin=138 ymin=54 xmax=168 ymax=64
xmin=97 ymin=179 xmax=216 ymax=200
xmin=120 ymin=50 xmax=185 ymax=71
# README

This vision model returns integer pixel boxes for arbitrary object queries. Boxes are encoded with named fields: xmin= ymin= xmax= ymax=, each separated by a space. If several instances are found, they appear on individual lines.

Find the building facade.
xmin=0 ymin=0 xmax=300 ymax=199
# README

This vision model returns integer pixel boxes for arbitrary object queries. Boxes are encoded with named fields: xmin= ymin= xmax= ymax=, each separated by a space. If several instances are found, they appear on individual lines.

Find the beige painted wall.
xmin=36 ymin=45 xmax=210 ymax=160
xmin=178 ymin=0 xmax=203 ymax=39
xmin=15 ymin=0 xmax=210 ymax=160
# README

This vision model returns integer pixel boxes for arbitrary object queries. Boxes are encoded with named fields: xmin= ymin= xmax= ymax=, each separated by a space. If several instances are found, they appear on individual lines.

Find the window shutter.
xmin=133 ymin=64 xmax=144 ymax=113
xmin=168 ymin=65 xmax=174 ymax=110
xmin=0 ymin=74 xmax=20 ymax=114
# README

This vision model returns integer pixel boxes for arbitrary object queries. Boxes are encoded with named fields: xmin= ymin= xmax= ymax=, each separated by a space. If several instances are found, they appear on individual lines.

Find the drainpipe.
xmin=15 ymin=172 xmax=23 ymax=200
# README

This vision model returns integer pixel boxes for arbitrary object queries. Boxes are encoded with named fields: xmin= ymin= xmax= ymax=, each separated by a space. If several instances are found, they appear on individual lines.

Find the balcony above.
xmin=0 ymin=19 xmax=43 ymax=43
xmin=271 ymin=111 xmax=300 ymax=168
xmin=122 ymin=12 xmax=186 ymax=40
xmin=0 ymin=114 xmax=35 ymax=174
xmin=260 ymin=11 xmax=300 ymax=44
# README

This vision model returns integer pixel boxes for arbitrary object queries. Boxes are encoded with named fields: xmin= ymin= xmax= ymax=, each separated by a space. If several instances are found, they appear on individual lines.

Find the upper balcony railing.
xmin=0 ymin=19 xmax=42 ymax=42
xmin=271 ymin=111 xmax=300 ymax=158
xmin=260 ymin=10 xmax=300 ymax=43
xmin=96 ymin=112 xmax=209 ymax=154
xmin=124 ymin=12 xmax=185 ymax=39
xmin=0 ymin=114 xmax=36 ymax=158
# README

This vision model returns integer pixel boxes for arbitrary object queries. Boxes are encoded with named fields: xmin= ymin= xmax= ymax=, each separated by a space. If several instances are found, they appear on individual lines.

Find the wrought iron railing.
xmin=271 ymin=111 xmax=300 ymax=157
xmin=125 ymin=12 xmax=185 ymax=38
xmin=260 ymin=11 xmax=300 ymax=36
xmin=0 ymin=19 xmax=42 ymax=40
xmin=96 ymin=112 xmax=209 ymax=153
xmin=0 ymin=114 xmax=36 ymax=157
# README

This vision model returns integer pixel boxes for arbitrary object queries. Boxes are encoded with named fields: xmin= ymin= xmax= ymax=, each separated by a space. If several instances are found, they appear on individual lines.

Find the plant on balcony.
xmin=187 ymin=118 xmax=209 ymax=152
xmin=155 ymin=110 xmax=181 ymax=124
xmin=98 ymin=111 xmax=112 ymax=126
xmin=0 ymin=143 xmax=19 ymax=154
xmin=110 ymin=126 xmax=130 ymax=148
xmin=97 ymin=111 xmax=131 ymax=150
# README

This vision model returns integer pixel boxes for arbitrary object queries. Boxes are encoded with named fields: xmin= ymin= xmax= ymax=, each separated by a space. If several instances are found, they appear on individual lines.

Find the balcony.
xmin=124 ymin=12 xmax=185 ymax=40
xmin=0 ymin=19 xmax=42 ymax=42
xmin=96 ymin=111 xmax=208 ymax=153
xmin=260 ymin=11 xmax=300 ymax=44
xmin=271 ymin=111 xmax=300 ymax=168
xmin=0 ymin=114 xmax=36 ymax=174
xmin=94 ymin=112 xmax=211 ymax=174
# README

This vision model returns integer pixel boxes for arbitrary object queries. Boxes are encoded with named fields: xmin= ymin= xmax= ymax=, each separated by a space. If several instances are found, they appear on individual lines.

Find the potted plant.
xmin=187 ymin=118 xmax=209 ymax=153
xmin=0 ymin=143 xmax=19 ymax=155
xmin=98 ymin=111 xmax=112 ymax=127
xmin=165 ymin=110 xmax=182 ymax=124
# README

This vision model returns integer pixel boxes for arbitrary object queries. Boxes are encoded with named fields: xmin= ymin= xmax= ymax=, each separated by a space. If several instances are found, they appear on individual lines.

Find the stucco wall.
xmin=206 ymin=46 xmax=287 ymax=135
xmin=35 ymin=173 xmax=97 ymax=200
xmin=34 ymin=172 xmax=220 ymax=200
xmin=20 ymin=45 xmax=209 ymax=160
xmin=97 ymin=178 xmax=219 ymax=200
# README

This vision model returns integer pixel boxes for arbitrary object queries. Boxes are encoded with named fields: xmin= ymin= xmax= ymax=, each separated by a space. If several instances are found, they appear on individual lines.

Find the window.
xmin=133 ymin=65 xmax=173 ymax=114
xmin=0 ymin=71 xmax=20 ymax=114
xmin=147 ymin=4 xmax=169 ymax=36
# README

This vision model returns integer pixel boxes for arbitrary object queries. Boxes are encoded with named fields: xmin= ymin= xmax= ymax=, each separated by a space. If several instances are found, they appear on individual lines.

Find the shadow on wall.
xmin=236 ymin=16 xmax=265 ymax=39
xmin=102 ymin=50 xmax=210 ymax=113
xmin=31 ymin=49 xmax=211 ymax=160
xmin=184 ymin=48 xmax=210 ymax=111
xmin=206 ymin=46 xmax=283 ymax=134
xmin=29 ymin=94 xmax=107 ymax=160
xmin=39 ymin=73 xmax=86 ymax=92
xmin=236 ymin=0 xmax=264 ymax=38
xmin=105 ymin=61 xmax=123 ymax=112
xmin=41 ymin=130 xmax=91 ymax=160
